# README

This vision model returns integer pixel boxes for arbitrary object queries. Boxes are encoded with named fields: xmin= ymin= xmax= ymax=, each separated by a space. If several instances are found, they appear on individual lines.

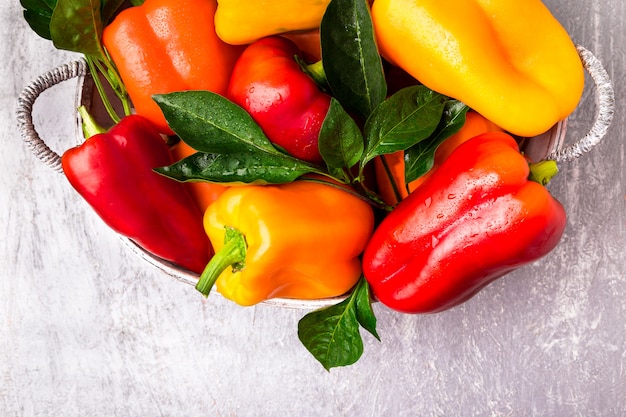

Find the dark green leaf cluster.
xmin=21 ymin=0 xmax=133 ymax=122
xmin=21 ymin=0 xmax=126 ymax=57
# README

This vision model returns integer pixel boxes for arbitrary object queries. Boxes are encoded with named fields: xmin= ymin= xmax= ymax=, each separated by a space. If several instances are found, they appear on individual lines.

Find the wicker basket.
xmin=16 ymin=45 xmax=615 ymax=309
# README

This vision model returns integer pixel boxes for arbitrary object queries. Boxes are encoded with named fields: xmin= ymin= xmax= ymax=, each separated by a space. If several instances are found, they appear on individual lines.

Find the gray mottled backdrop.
xmin=2 ymin=1 xmax=624 ymax=416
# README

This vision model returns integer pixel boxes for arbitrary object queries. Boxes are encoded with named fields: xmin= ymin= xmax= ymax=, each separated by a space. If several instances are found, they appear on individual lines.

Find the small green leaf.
xmin=298 ymin=277 xmax=380 ymax=370
xmin=354 ymin=279 xmax=380 ymax=341
xmin=319 ymin=98 xmax=364 ymax=169
xmin=21 ymin=0 xmax=57 ymax=40
xmin=320 ymin=0 xmax=386 ymax=120
xmin=298 ymin=296 xmax=363 ymax=371
xmin=361 ymin=86 xmax=447 ymax=166
xmin=156 ymin=151 xmax=319 ymax=185
xmin=50 ymin=0 xmax=105 ymax=58
xmin=154 ymin=91 xmax=277 ymax=154
xmin=404 ymin=100 xmax=469 ymax=183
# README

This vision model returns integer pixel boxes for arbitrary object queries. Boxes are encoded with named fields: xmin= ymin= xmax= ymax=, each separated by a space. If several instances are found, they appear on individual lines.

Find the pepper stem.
xmin=306 ymin=60 xmax=327 ymax=86
xmin=195 ymin=226 xmax=247 ymax=298
xmin=528 ymin=160 xmax=559 ymax=185
xmin=296 ymin=57 xmax=329 ymax=91
xmin=77 ymin=105 xmax=107 ymax=139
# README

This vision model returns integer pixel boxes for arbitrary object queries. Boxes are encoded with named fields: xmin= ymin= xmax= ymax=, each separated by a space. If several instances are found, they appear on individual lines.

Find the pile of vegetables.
xmin=21 ymin=0 xmax=583 ymax=370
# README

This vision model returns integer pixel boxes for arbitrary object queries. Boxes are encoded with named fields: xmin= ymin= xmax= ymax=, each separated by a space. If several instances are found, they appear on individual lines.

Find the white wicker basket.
xmin=16 ymin=45 xmax=615 ymax=309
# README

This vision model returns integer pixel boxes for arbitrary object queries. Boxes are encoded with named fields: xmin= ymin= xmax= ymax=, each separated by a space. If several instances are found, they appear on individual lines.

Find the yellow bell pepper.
xmin=195 ymin=181 xmax=375 ymax=306
xmin=372 ymin=0 xmax=584 ymax=137
xmin=214 ymin=0 xmax=331 ymax=45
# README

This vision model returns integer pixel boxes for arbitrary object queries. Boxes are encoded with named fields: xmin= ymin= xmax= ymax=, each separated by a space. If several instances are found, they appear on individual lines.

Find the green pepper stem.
xmin=295 ymin=56 xmax=329 ymax=92
xmin=306 ymin=60 xmax=327 ymax=86
xmin=195 ymin=226 xmax=247 ymax=298
xmin=528 ymin=160 xmax=559 ymax=185
xmin=378 ymin=154 xmax=404 ymax=206
xmin=77 ymin=105 xmax=107 ymax=139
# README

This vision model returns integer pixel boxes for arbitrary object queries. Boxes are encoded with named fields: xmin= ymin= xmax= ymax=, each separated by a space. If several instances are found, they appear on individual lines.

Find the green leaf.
xmin=156 ymin=151 xmax=319 ymax=185
xmin=298 ymin=277 xmax=380 ymax=370
xmin=298 ymin=296 xmax=363 ymax=371
xmin=404 ymin=100 xmax=469 ymax=183
xmin=154 ymin=91 xmax=323 ymax=185
xmin=21 ymin=0 xmax=57 ymax=40
xmin=154 ymin=91 xmax=278 ymax=154
xmin=320 ymin=0 xmax=386 ymax=121
xmin=102 ymin=0 xmax=126 ymax=24
xmin=354 ymin=279 xmax=380 ymax=341
xmin=319 ymin=99 xmax=364 ymax=169
xmin=50 ymin=0 xmax=105 ymax=58
xmin=361 ymin=85 xmax=447 ymax=167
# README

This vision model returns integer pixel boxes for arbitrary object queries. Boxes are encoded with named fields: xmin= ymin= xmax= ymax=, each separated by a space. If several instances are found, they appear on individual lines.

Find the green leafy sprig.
xmin=21 ymin=0 xmax=133 ymax=122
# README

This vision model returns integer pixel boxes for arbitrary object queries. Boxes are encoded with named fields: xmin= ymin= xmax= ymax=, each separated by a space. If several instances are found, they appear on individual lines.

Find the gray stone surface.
xmin=2 ymin=1 xmax=624 ymax=416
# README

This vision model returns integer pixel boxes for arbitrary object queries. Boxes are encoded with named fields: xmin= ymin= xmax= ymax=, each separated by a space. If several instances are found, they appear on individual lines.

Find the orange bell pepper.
xmin=375 ymin=111 xmax=503 ymax=206
xmin=102 ymin=0 xmax=245 ymax=135
xmin=195 ymin=181 xmax=375 ymax=306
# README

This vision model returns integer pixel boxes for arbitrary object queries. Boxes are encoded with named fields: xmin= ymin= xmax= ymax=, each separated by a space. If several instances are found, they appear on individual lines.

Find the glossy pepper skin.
xmin=226 ymin=36 xmax=331 ymax=164
xmin=102 ymin=0 xmax=244 ymax=135
xmin=214 ymin=0 xmax=330 ymax=45
xmin=363 ymin=132 xmax=567 ymax=314
xmin=62 ymin=113 xmax=212 ymax=274
xmin=372 ymin=0 xmax=584 ymax=137
xmin=197 ymin=181 xmax=375 ymax=306
xmin=375 ymin=111 xmax=504 ymax=206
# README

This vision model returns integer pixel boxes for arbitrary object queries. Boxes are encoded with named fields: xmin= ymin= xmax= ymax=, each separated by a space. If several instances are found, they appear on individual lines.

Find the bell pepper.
xmin=214 ymin=0 xmax=330 ymax=45
xmin=62 ymin=108 xmax=212 ymax=274
xmin=226 ymin=36 xmax=331 ymax=164
xmin=195 ymin=180 xmax=375 ymax=306
xmin=362 ymin=132 xmax=567 ymax=314
xmin=372 ymin=0 xmax=584 ymax=137
xmin=375 ymin=111 xmax=504 ymax=206
xmin=102 ymin=0 xmax=244 ymax=135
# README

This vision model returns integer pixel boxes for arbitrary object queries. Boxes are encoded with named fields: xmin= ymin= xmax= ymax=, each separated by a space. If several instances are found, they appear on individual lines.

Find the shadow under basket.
xmin=16 ymin=45 xmax=615 ymax=309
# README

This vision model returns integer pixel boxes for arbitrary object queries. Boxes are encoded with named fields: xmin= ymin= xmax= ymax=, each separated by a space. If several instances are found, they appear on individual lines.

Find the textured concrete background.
xmin=2 ymin=1 xmax=624 ymax=416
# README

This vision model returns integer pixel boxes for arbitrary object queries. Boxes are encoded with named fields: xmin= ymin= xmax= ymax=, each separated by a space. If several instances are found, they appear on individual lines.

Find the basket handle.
xmin=16 ymin=58 xmax=88 ymax=173
xmin=15 ymin=46 xmax=614 ymax=171
xmin=548 ymin=45 xmax=615 ymax=162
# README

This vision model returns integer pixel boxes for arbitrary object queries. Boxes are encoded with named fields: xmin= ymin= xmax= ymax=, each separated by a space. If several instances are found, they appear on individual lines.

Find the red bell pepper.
xmin=62 ymin=108 xmax=212 ymax=274
xmin=362 ymin=132 xmax=567 ymax=314
xmin=226 ymin=36 xmax=331 ymax=164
